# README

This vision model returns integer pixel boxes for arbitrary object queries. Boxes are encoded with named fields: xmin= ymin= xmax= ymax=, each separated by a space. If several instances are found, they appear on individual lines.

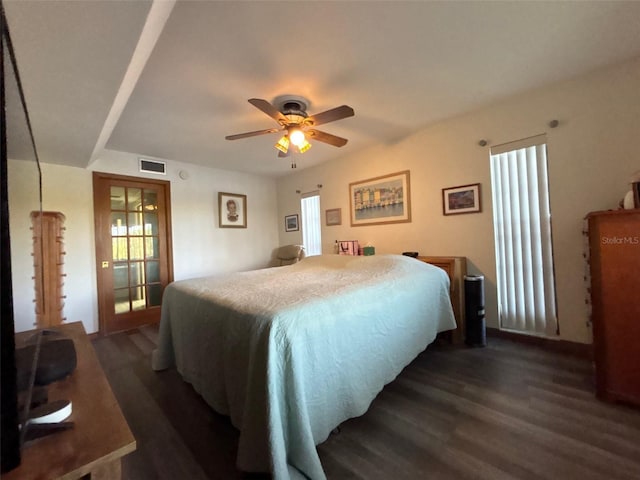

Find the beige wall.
xmin=8 ymin=58 xmax=638 ymax=340
xmin=276 ymin=57 xmax=640 ymax=344
xmin=8 ymin=161 xmax=96 ymax=334
xmin=9 ymin=150 xmax=278 ymax=333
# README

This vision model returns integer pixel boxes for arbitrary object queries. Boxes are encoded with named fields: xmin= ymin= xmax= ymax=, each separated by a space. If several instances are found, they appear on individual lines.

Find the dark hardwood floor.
xmin=92 ymin=326 xmax=640 ymax=479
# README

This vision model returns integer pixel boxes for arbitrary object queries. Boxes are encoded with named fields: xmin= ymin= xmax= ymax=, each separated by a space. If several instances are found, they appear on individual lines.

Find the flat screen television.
xmin=1 ymin=17 xmax=21 ymax=479
xmin=2 ymin=5 xmax=79 ymax=469
xmin=1 ymin=1 xmax=35 ymax=471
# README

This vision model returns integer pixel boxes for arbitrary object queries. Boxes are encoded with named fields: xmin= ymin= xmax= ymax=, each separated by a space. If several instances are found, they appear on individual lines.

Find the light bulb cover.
xmin=275 ymin=135 xmax=289 ymax=153
xmin=298 ymin=139 xmax=312 ymax=153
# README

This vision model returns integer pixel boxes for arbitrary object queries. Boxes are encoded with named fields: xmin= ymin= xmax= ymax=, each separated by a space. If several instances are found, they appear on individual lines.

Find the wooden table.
xmin=5 ymin=322 xmax=136 ymax=479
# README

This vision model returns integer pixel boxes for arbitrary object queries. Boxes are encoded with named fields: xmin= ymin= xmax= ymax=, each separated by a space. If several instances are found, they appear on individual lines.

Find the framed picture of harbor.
xmin=349 ymin=170 xmax=411 ymax=226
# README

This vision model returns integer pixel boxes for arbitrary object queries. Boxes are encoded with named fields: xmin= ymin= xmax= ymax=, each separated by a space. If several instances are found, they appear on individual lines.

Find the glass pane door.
xmin=110 ymin=186 xmax=163 ymax=315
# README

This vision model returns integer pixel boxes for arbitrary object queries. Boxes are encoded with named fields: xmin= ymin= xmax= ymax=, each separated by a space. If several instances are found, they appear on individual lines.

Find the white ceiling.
xmin=5 ymin=0 xmax=640 ymax=177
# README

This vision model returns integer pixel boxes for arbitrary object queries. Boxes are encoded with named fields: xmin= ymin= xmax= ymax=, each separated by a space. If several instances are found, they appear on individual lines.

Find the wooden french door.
xmin=93 ymin=172 xmax=173 ymax=335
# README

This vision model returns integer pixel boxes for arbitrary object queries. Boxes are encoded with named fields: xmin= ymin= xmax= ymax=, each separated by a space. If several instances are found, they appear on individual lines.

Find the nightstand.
xmin=416 ymin=256 xmax=467 ymax=344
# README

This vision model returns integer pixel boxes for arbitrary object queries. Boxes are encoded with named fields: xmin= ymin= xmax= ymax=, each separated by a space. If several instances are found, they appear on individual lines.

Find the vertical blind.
xmin=490 ymin=135 xmax=558 ymax=336
xmin=301 ymin=192 xmax=321 ymax=256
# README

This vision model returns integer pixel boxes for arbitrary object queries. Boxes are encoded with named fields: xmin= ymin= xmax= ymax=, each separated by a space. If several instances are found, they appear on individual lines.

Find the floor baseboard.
xmin=486 ymin=327 xmax=593 ymax=360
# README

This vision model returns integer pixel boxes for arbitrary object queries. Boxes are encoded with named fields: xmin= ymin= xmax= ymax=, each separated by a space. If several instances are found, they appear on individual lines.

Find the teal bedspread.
xmin=152 ymin=254 xmax=456 ymax=479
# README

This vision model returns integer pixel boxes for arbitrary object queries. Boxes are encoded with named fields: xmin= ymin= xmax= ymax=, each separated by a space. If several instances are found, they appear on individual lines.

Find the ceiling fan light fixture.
xmin=275 ymin=135 xmax=289 ymax=153
xmin=227 ymin=97 xmax=354 ymax=161
xmin=289 ymin=129 xmax=305 ymax=147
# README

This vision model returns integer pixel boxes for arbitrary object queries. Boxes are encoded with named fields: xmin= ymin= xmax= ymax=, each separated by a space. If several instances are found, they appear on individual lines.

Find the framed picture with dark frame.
xmin=349 ymin=170 xmax=411 ymax=226
xmin=442 ymin=183 xmax=481 ymax=215
xmin=219 ymin=192 xmax=247 ymax=228
xmin=285 ymin=214 xmax=299 ymax=232
xmin=325 ymin=208 xmax=342 ymax=226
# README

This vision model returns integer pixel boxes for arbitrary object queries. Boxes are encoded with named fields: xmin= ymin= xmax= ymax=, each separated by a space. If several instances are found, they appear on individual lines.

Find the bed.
xmin=152 ymin=254 xmax=456 ymax=479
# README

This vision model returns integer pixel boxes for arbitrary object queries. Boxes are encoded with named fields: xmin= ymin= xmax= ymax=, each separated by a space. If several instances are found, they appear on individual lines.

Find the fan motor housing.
xmin=273 ymin=95 xmax=310 ymax=117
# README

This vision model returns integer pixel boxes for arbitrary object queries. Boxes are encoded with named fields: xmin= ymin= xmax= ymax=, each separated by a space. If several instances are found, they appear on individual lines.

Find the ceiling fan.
xmin=225 ymin=96 xmax=355 ymax=159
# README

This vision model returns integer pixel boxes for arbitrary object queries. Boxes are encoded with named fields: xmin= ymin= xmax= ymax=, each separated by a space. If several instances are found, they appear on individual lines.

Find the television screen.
xmin=1 ymin=1 xmax=38 ymax=470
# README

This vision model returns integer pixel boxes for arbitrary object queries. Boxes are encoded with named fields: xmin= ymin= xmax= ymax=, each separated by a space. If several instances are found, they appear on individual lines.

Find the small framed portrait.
xmin=325 ymin=208 xmax=342 ymax=226
xmin=285 ymin=214 xmax=299 ymax=232
xmin=219 ymin=192 xmax=247 ymax=228
xmin=442 ymin=183 xmax=481 ymax=215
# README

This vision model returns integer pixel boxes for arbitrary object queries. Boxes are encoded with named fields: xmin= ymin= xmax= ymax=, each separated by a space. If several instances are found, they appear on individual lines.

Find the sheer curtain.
xmin=490 ymin=135 xmax=558 ymax=336
xmin=301 ymin=192 xmax=321 ymax=256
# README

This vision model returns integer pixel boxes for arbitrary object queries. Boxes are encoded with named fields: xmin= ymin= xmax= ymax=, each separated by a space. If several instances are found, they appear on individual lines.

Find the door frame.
xmin=92 ymin=171 xmax=174 ymax=336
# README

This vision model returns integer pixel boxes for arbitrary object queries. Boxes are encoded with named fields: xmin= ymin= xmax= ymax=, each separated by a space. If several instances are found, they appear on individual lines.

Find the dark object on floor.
xmin=464 ymin=275 xmax=486 ymax=347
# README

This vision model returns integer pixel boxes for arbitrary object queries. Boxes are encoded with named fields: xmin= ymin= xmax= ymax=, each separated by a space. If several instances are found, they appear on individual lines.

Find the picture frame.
xmin=218 ymin=192 xmax=247 ymax=228
xmin=325 ymin=208 xmax=342 ymax=226
xmin=285 ymin=214 xmax=299 ymax=232
xmin=349 ymin=170 xmax=411 ymax=227
xmin=442 ymin=183 xmax=481 ymax=215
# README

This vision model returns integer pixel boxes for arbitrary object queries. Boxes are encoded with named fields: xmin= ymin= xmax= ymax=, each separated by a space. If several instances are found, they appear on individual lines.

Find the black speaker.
xmin=464 ymin=275 xmax=486 ymax=347
xmin=16 ymin=334 xmax=77 ymax=391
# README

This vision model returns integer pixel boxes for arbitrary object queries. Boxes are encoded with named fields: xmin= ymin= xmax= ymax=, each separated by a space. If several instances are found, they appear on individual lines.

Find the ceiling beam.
xmin=88 ymin=0 xmax=176 ymax=166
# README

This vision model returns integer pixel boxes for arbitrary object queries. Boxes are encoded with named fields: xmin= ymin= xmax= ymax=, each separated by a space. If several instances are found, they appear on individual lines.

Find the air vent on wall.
xmin=139 ymin=158 xmax=166 ymax=175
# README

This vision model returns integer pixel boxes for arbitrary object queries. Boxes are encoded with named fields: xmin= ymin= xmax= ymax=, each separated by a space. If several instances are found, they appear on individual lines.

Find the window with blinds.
xmin=490 ymin=134 xmax=559 ymax=336
xmin=301 ymin=192 xmax=321 ymax=256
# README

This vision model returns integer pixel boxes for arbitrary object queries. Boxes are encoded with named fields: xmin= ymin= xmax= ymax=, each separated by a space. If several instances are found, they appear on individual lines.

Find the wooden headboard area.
xmin=416 ymin=256 xmax=467 ymax=344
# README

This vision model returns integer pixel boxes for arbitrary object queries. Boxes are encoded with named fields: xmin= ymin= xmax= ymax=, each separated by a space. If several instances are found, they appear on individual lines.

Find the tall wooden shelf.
xmin=417 ymin=256 xmax=467 ymax=344
xmin=31 ymin=211 xmax=66 ymax=328
xmin=586 ymin=209 xmax=640 ymax=406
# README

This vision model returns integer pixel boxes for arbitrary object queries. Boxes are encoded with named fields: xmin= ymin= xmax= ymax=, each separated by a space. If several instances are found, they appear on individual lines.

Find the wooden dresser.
xmin=586 ymin=209 xmax=640 ymax=406
xmin=417 ymin=256 xmax=467 ymax=344
xmin=5 ymin=322 xmax=136 ymax=479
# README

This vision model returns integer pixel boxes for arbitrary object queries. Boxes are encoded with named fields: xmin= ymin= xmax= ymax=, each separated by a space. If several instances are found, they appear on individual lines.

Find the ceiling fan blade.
xmin=225 ymin=127 xmax=282 ymax=140
xmin=306 ymin=105 xmax=354 ymax=127
xmin=307 ymin=129 xmax=348 ymax=147
xmin=248 ymin=98 xmax=288 ymax=123
xmin=278 ymin=149 xmax=290 ymax=158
